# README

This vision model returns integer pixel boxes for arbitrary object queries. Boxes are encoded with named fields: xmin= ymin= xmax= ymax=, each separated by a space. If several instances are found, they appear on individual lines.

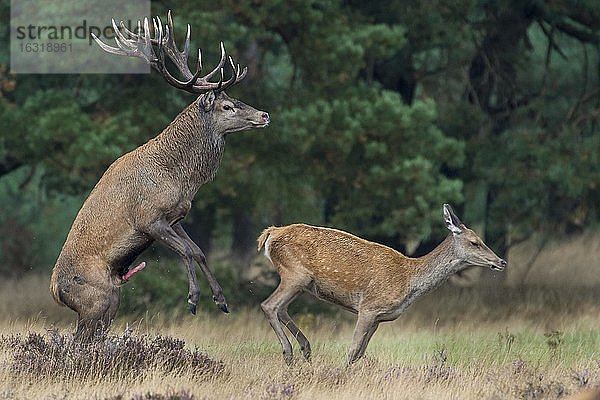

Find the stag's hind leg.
xmin=74 ymin=284 xmax=120 ymax=342
xmin=261 ymin=273 xmax=310 ymax=365
xmin=54 ymin=272 xmax=120 ymax=342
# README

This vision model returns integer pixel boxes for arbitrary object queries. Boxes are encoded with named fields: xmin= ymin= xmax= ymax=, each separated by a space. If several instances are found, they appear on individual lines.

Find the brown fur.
xmin=259 ymin=224 xmax=416 ymax=309
xmin=51 ymin=91 xmax=268 ymax=341
xmin=258 ymin=205 xmax=506 ymax=365
xmin=566 ymin=389 xmax=600 ymax=400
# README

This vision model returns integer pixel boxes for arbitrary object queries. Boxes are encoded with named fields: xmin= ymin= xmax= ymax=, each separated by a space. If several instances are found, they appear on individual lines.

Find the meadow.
xmin=0 ymin=275 xmax=599 ymax=399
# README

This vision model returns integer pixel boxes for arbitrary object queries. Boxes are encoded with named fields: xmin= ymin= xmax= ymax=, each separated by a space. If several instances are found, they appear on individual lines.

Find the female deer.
xmin=258 ymin=204 xmax=506 ymax=365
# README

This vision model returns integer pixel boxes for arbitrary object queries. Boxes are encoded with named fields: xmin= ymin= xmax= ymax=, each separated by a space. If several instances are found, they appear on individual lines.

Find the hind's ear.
xmin=199 ymin=91 xmax=216 ymax=112
xmin=443 ymin=204 xmax=463 ymax=235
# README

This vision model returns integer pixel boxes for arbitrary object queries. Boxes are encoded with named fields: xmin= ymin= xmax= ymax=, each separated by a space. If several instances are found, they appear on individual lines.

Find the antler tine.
xmin=133 ymin=20 xmax=154 ymax=64
xmin=198 ymin=41 xmax=227 ymax=82
xmin=186 ymin=49 xmax=203 ymax=87
xmin=152 ymin=16 xmax=159 ymax=39
xmin=183 ymin=24 xmax=191 ymax=60
xmin=94 ymin=11 xmax=248 ymax=94
xmin=93 ymin=18 xmax=150 ymax=62
xmin=166 ymin=10 xmax=176 ymax=47
xmin=155 ymin=16 xmax=164 ymax=46
xmin=158 ymin=13 xmax=197 ymax=82
xmin=217 ymin=56 xmax=248 ymax=92
xmin=143 ymin=17 xmax=155 ymax=63
xmin=118 ymin=20 xmax=137 ymax=40
xmin=216 ymin=56 xmax=236 ymax=91
xmin=150 ymin=16 xmax=204 ymax=90
xmin=112 ymin=19 xmax=136 ymax=52
xmin=92 ymin=30 xmax=122 ymax=55
xmin=164 ymin=10 xmax=190 ymax=58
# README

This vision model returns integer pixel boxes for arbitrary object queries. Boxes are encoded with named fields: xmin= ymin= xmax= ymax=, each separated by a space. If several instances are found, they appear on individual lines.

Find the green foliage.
xmin=0 ymin=0 xmax=599 ymax=295
xmin=119 ymin=260 xmax=189 ymax=316
xmin=275 ymin=88 xmax=463 ymax=241
xmin=0 ymin=167 xmax=82 ymax=276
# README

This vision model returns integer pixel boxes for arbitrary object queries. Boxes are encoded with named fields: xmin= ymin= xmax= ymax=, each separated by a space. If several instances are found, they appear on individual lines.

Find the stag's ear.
xmin=199 ymin=91 xmax=216 ymax=112
xmin=443 ymin=204 xmax=463 ymax=235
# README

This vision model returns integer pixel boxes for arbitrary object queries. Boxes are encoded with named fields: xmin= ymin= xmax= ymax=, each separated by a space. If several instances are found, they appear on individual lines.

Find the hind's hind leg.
xmin=279 ymin=309 xmax=311 ymax=360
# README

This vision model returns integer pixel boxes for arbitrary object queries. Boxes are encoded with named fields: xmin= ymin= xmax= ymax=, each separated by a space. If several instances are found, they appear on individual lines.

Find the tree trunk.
xmin=185 ymin=205 xmax=216 ymax=258
xmin=230 ymin=208 xmax=256 ymax=278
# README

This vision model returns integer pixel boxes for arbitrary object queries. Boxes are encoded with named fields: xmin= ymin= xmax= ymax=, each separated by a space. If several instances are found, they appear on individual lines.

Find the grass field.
xmin=0 ymin=275 xmax=599 ymax=399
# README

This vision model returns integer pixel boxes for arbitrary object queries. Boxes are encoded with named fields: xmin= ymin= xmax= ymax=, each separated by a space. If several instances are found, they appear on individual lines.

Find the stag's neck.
xmin=147 ymin=101 xmax=224 ymax=195
xmin=408 ymin=235 xmax=463 ymax=296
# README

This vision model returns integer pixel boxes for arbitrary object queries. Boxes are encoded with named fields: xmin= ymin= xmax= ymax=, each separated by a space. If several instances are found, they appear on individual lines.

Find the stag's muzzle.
xmin=254 ymin=112 xmax=270 ymax=127
xmin=490 ymin=259 xmax=507 ymax=271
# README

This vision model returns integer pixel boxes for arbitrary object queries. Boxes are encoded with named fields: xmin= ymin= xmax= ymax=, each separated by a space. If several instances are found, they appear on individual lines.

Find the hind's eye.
xmin=223 ymin=104 xmax=233 ymax=111
xmin=470 ymin=241 xmax=480 ymax=248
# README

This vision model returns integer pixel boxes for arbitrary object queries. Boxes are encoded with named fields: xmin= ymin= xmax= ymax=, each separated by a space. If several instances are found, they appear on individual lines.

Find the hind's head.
xmin=443 ymin=204 xmax=507 ymax=272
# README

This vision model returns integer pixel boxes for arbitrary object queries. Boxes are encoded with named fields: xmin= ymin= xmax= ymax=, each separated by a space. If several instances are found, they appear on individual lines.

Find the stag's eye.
xmin=223 ymin=103 xmax=234 ymax=111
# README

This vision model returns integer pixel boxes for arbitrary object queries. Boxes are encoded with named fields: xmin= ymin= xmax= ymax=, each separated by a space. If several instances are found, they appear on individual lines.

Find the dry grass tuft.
xmin=0 ymin=329 xmax=223 ymax=384
xmin=103 ymin=388 xmax=197 ymax=400
xmin=0 ymin=274 xmax=599 ymax=399
xmin=507 ymin=231 xmax=600 ymax=286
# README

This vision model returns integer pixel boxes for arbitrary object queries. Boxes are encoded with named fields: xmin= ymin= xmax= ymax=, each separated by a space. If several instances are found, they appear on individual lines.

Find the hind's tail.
xmin=257 ymin=226 xmax=277 ymax=252
xmin=258 ymin=226 xmax=283 ymax=265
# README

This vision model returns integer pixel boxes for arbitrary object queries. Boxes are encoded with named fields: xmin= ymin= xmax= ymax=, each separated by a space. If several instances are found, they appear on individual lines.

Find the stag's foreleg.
xmin=172 ymin=222 xmax=229 ymax=313
xmin=147 ymin=219 xmax=228 ymax=315
xmin=147 ymin=219 xmax=201 ymax=314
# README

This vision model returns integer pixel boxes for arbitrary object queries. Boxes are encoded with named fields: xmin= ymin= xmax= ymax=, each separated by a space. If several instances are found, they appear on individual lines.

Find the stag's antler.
xmin=92 ymin=10 xmax=247 ymax=94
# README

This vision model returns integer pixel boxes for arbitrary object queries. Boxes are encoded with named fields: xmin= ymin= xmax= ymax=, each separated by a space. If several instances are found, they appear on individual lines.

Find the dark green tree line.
xmin=0 ymin=0 xmax=599 ymax=291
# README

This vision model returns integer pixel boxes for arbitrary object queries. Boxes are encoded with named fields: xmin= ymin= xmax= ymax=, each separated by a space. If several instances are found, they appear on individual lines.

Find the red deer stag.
xmin=257 ymin=204 xmax=506 ymax=365
xmin=50 ymin=11 xmax=269 ymax=340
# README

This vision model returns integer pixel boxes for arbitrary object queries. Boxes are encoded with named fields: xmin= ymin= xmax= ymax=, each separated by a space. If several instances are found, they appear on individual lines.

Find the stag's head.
xmin=443 ymin=204 xmax=507 ymax=272
xmin=197 ymin=91 xmax=269 ymax=135
xmin=93 ymin=11 xmax=269 ymax=135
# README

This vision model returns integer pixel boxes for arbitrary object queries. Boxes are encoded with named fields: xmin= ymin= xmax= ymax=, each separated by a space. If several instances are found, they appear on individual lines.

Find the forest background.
xmin=0 ymin=0 xmax=599 ymax=315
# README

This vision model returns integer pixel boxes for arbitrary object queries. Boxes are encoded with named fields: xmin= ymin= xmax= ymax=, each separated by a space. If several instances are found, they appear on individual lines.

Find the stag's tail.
xmin=50 ymin=261 xmax=80 ymax=311
xmin=50 ymin=267 xmax=67 ymax=307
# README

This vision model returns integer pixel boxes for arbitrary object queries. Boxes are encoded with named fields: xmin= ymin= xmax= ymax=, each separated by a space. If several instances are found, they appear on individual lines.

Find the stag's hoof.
xmin=213 ymin=296 xmax=229 ymax=313
xmin=187 ymin=300 xmax=197 ymax=315
xmin=301 ymin=346 xmax=312 ymax=361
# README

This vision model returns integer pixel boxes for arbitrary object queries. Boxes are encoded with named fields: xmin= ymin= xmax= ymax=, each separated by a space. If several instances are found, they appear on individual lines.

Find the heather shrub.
xmin=0 ymin=329 xmax=224 ymax=382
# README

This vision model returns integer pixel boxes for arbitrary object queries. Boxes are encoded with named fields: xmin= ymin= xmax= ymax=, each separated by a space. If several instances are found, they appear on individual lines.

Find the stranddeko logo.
xmin=15 ymin=20 xmax=139 ymax=46
xmin=10 ymin=0 xmax=150 ymax=74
